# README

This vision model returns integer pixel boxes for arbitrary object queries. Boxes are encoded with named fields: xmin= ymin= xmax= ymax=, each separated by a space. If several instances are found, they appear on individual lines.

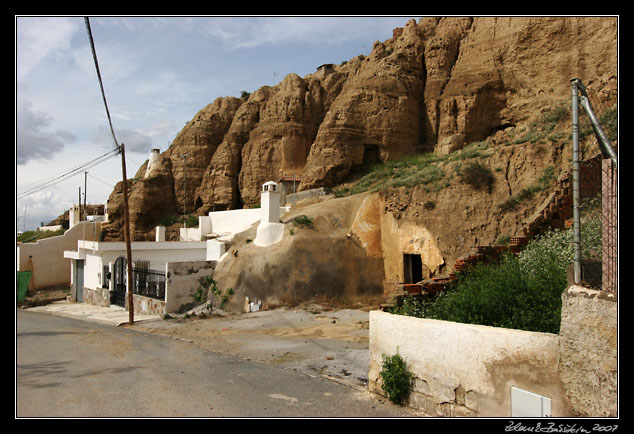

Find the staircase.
xmin=409 ymin=155 xmax=602 ymax=295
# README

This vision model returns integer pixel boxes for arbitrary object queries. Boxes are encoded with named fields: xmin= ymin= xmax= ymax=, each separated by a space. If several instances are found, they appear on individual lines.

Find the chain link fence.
xmin=571 ymin=78 xmax=618 ymax=293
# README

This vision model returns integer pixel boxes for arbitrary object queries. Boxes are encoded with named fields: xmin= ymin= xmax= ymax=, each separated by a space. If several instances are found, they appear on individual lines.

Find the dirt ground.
xmin=17 ymin=286 xmax=70 ymax=308
xmin=129 ymin=297 xmax=388 ymax=391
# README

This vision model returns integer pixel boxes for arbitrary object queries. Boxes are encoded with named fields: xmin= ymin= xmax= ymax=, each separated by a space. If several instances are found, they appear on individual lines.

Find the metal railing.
xmin=131 ymin=261 xmax=166 ymax=301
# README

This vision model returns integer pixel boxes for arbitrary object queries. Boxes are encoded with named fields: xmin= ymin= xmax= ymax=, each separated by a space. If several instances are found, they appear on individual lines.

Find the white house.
xmin=63 ymin=181 xmax=289 ymax=315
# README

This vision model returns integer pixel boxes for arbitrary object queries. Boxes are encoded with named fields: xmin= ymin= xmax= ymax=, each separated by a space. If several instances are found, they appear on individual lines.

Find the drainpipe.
xmin=570 ymin=78 xmax=581 ymax=285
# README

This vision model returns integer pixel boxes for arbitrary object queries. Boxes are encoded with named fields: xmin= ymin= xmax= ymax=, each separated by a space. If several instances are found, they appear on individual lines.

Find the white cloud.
xmin=16 ymin=100 xmax=77 ymax=165
xmin=92 ymin=124 xmax=151 ymax=154
xmin=16 ymin=17 xmax=80 ymax=82
xmin=17 ymin=190 xmax=74 ymax=231
xmin=194 ymin=16 xmax=407 ymax=50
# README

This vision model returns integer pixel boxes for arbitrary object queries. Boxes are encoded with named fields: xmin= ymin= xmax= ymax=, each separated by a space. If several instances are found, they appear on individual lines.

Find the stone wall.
xmin=558 ymin=285 xmax=618 ymax=416
xmin=131 ymin=294 xmax=166 ymax=316
xmin=83 ymin=287 xmax=111 ymax=308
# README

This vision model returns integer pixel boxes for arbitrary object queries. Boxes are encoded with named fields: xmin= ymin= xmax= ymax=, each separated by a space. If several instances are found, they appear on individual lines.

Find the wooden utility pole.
xmin=119 ymin=143 xmax=134 ymax=325
xmin=84 ymin=171 xmax=88 ymax=215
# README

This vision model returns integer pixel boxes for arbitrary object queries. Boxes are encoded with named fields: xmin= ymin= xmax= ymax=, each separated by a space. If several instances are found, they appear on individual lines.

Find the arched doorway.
xmin=111 ymin=256 xmax=127 ymax=307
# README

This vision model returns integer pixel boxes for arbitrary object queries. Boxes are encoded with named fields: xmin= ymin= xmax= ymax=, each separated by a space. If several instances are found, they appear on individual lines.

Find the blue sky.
xmin=16 ymin=15 xmax=418 ymax=231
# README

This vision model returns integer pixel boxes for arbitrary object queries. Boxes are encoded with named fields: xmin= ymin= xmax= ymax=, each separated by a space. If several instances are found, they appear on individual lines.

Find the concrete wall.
xmin=208 ymin=208 xmax=261 ymax=235
xmin=17 ymin=222 xmax=101 ymax=290
xmin=559 ymin=285 xmax=618 ymax=417
xmin=368 ymin=310 xmax=573 ymax=417
xmin=165 ymin=261 xmax=217 ymax=313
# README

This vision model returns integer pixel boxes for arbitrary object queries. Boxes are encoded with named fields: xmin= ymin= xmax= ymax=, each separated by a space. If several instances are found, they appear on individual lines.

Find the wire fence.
xmin=571 ymin=79 xmax=618 ymax=292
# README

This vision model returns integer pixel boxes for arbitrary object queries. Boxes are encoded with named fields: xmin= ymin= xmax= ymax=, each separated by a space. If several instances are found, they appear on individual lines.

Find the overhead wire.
xmin=17 ymin=148 xmax=118 ymax=198
xmin=17 ymin=17 xmax=123 ymax=200
xmin=84 ymin=16 xmax=120 ymax=152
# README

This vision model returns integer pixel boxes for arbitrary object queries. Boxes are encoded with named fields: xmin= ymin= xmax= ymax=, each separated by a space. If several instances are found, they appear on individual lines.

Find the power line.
xmin=17 ymin=17 xmax=124 ymax=200
xmin=17 ymin=148 xmax=118 ymax=199
xmin=84 ymin=16 xmax=120 ymax=152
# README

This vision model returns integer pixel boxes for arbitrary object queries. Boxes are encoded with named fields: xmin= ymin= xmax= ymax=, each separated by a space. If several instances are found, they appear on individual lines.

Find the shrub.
xmin=461 ymin=161 xmax=494 ymax=193
xmin=427 ymin=254 xmax=567 ymax=333
xmin=391 ymin=205 xmax=602 ymax=334
xmin=380 ymin=354 xmax=412 ymax=405
xmin=292 ymin=215 xmax=313 ymax=228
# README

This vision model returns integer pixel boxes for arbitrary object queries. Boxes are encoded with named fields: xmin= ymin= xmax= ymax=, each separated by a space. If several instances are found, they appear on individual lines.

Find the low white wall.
xmin=208 ymin=208 xmax=261 ymax=235
xmin=206 ymin=239 xmax=225 ymax=261
xmin=368 ymin=310 xmax=572 ymax=417
xmin=37 ymin=225 xmax=63 ymax=232
xmin=17 ymin=222 xmax=101 ymax=290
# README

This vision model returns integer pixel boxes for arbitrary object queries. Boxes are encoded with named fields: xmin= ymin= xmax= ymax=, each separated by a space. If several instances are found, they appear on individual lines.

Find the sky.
xmin=15 ymin=15 xmax=419 ymax=232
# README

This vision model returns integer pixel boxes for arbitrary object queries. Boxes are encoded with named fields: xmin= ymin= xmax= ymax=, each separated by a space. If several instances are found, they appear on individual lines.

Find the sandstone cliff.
xmin=103 ymin=16 xmax=617 ymax=241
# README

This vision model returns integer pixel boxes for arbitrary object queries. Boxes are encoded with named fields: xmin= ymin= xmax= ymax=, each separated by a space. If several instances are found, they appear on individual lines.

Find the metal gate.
xmin=132 ymin=261 xmax=166 ymax=301
xmin=111 ymin=256 xmax=127 ymax=307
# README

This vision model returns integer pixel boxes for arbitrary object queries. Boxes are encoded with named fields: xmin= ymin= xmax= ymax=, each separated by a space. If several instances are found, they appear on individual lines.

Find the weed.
xmin=194 ymin=276 xmax=234 ymax=314
xmin=380 ymin=354 xmax=413 ymax=406
xmin=293 ymin=215 xmax=314 ymax=228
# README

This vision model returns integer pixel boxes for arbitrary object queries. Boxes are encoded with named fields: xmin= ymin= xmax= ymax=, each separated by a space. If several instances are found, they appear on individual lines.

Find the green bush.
xmin=395 ymin=253 xmax=566 ymax=333
xmin=380 ymin=354 xmax=412 ymax=405
xmin=390 ymin=206 xmax=602 ymax=334
xmin=461 ymin=161 xmax=494 ymax=193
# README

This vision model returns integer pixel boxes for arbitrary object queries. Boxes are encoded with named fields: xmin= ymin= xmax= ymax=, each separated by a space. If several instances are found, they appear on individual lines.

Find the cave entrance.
xmin=403 ymin=253 xmax=423 ymax=284
xmin=362 ymin=145 xmax=380 ymax=169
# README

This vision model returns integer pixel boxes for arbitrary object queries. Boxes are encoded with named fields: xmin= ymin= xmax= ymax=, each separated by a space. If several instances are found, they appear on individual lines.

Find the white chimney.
xmin=254 ymin=181 xmax=284 ymax=247
xmin=261 ymin=181 xmax=280 ymax=224
xmin=145 ymin=148 xmax=161 ymax=178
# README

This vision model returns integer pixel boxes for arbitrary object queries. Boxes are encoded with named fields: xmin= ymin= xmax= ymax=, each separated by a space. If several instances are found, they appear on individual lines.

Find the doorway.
xmin=75 ymin=260 xmax=84 ymax=303
xmin=112 ymin=256 xmax=127 ymax=307
xmin=403 ymin=254 xmax=423 ymax=284
xmin=362 ymin=145 xmax=380 ymax=169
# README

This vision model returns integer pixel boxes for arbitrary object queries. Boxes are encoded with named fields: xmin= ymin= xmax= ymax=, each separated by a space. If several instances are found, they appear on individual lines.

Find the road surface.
xmin=16 ymin=310 xmax=421 ymax=418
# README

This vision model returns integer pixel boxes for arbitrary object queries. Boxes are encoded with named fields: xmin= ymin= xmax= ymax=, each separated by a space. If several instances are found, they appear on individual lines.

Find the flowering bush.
xmin=518 ymin=212 xmax=602 ymax=277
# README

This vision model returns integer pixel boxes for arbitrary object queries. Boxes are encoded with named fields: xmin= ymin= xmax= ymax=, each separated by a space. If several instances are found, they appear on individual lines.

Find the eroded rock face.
xmin=104 ymin=16 xmax=617 ymax=240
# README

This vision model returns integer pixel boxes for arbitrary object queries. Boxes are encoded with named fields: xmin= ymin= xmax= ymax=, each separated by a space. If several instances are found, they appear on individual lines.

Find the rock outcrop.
xmin=103 ymin=16 xmax=617 ymax=241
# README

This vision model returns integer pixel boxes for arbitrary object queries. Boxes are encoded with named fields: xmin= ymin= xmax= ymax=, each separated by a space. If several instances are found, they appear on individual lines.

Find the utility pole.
xmin=84 ymin=171 xmax=88 ymax=214
xmin=182 ymin=153 xmax=188 ymax=229
xmin=119 ymin=143 xmax=134 ymax=325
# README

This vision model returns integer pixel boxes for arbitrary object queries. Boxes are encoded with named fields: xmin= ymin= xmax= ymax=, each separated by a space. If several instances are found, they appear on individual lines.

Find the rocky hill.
xmin=102 ymin=17 xmax=617 ymax=243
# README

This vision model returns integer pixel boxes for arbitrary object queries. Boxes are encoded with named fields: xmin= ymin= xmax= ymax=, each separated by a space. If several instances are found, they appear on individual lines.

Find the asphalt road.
xmin=16 ymin=310 xmax=421 ymax=418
